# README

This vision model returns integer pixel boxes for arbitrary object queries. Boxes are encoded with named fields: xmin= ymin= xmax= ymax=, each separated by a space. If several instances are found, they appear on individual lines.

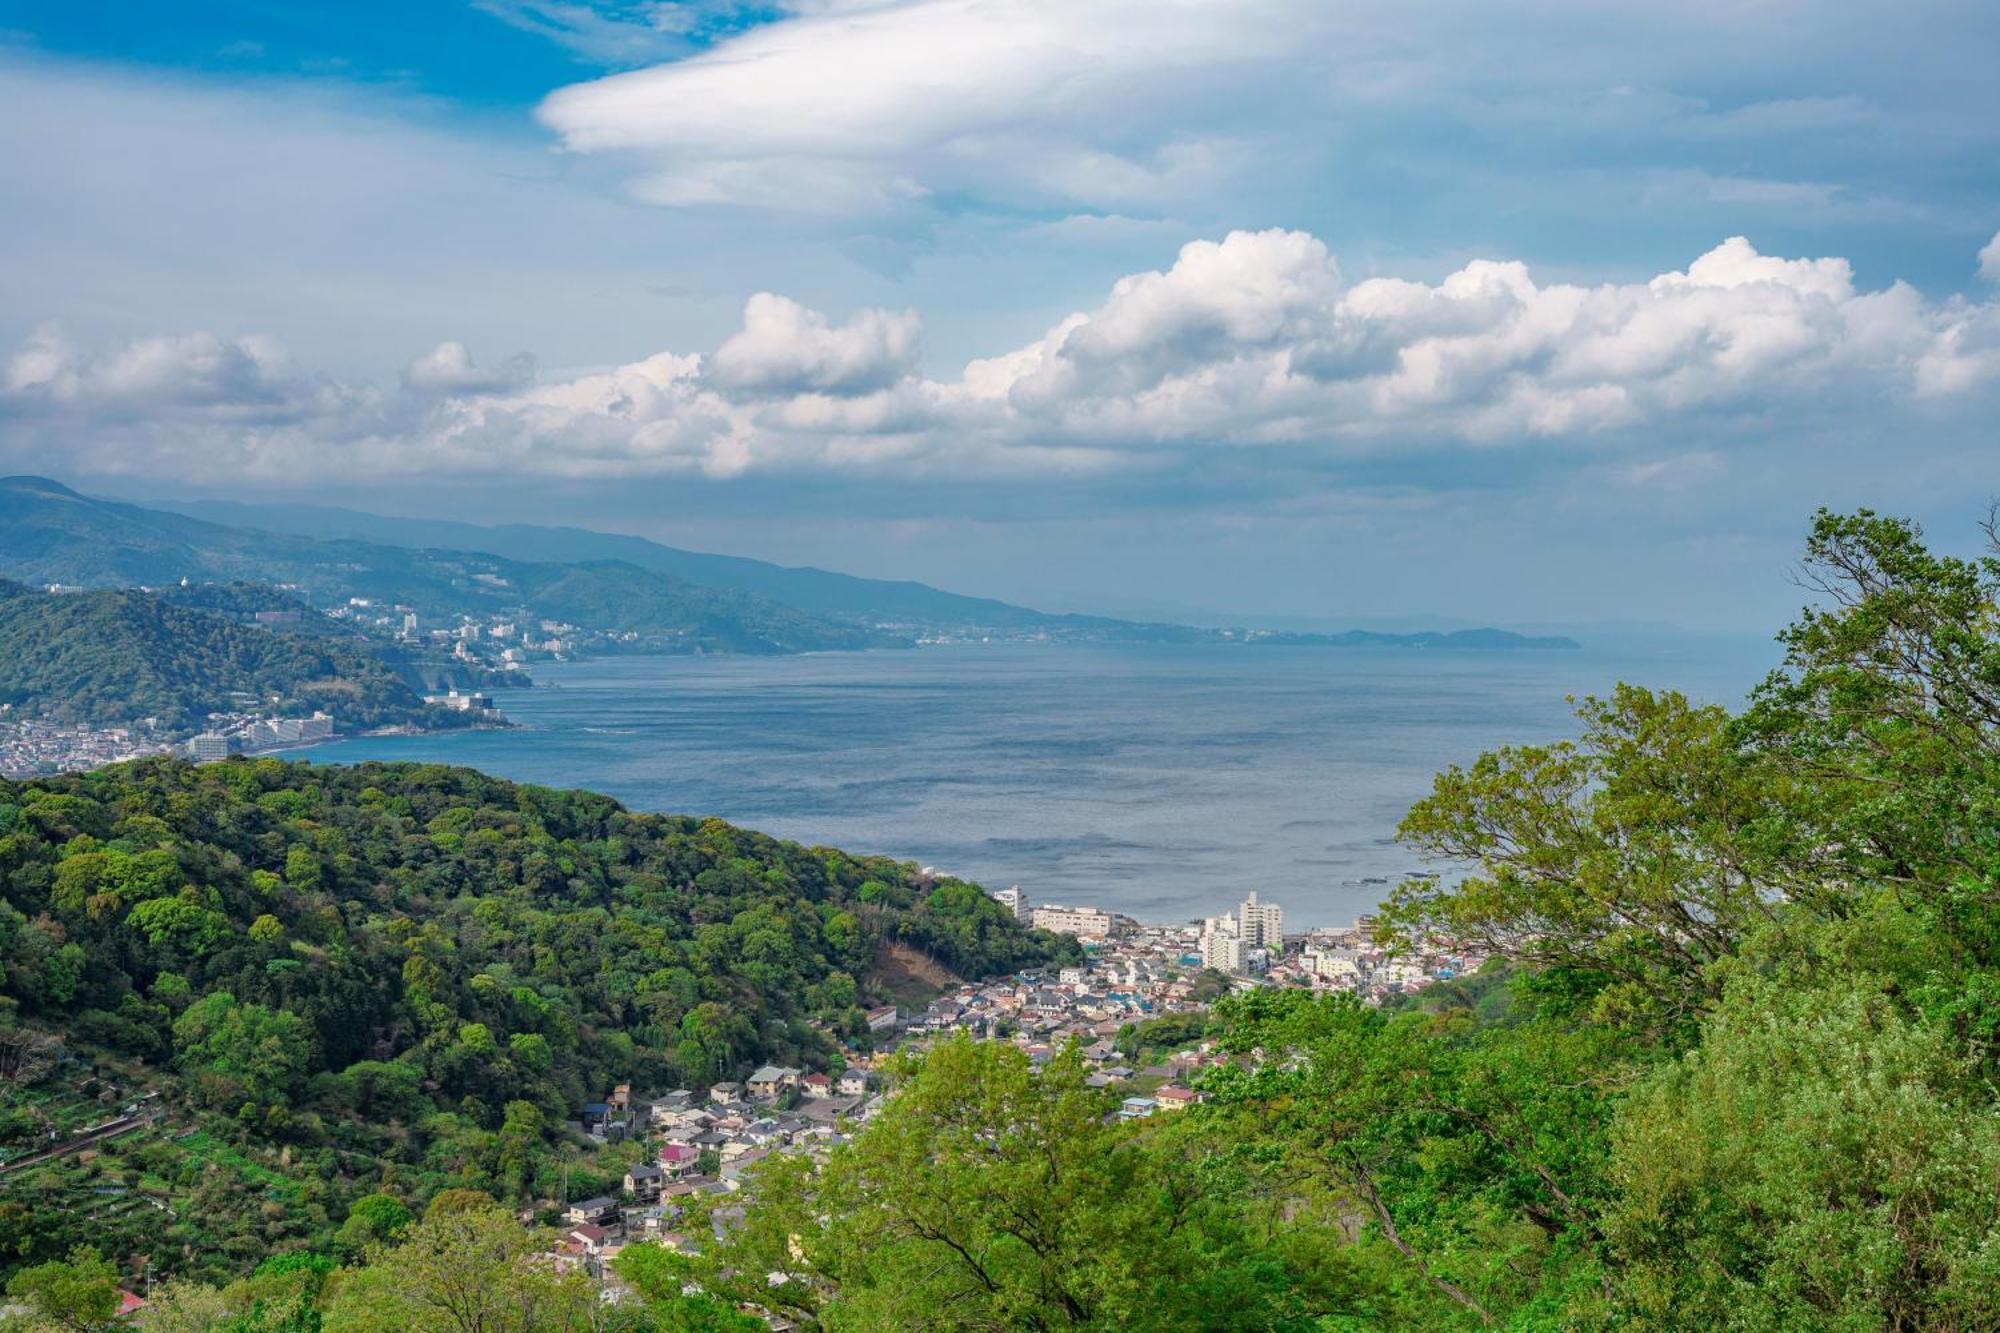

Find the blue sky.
xmin=1 ymin=1 xmax=793 ymax=106
xmin=2 ymin=0 xmax=1997 ymax=631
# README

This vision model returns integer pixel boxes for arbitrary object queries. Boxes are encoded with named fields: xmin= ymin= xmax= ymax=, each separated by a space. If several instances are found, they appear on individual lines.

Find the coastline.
xmin=265 ymin=640 xmax=1772 ymax=926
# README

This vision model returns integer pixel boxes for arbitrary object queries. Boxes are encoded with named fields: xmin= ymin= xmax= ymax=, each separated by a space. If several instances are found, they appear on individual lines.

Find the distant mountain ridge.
xmin=159 ymin=495 xmax=1062 ymax=630
xmin=152 ymin=490 xmax=1579 ymax=650
xmin=0 ymin=477 xmax=898 ymax=655
xmin=0 ymin=477 xmax=1578 ymax=651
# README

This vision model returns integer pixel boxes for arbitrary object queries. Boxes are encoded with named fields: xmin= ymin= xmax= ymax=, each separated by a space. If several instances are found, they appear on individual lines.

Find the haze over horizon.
xmin=41 ymin=476 xmax=1707 ymax=639
xmin=4 ymin=0 xmax=1998 ymax=631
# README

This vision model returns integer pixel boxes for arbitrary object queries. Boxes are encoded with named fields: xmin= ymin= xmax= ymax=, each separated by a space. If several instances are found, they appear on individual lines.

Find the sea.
xmin=282 ymin=637 xmax=1776 ymax=927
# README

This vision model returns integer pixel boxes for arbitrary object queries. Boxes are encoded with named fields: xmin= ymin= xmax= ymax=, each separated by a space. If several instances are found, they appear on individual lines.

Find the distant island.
xmin=1238 ymin=626 xmax=1577 ymax=650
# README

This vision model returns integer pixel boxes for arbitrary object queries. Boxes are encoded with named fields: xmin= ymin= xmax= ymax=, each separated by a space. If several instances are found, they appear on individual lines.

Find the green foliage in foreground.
xmin=685 ymin=1039 xmax=1374 ymax=1330
xmin=0 ymin=758 xmax=1076 ymax=1276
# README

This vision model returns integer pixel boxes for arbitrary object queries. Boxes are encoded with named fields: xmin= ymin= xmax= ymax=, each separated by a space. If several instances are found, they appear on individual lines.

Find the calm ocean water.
xmin=285 ymin=639 xmax=1775 ymax=926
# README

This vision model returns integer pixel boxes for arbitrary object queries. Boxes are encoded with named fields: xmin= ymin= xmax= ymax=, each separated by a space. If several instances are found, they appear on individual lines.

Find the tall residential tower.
xmin=1238 ymin=891 xmax=1284 ymax=950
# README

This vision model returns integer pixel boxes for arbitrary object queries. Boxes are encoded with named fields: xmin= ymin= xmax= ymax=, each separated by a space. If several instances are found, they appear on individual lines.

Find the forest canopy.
xmin=0 ymin=756 xmax=1075 ymax=1277
xmin=0 ymin=582 xmax=466 ymax=733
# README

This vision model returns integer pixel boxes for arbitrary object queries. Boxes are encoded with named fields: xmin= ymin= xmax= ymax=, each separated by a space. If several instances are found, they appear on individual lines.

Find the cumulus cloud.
xmin=403 ymin=341 xmax=536 ymax=395
xmin=960 ymin=231 xmax=1997 ymax=451
xmin=1981 ymin=229 xmax=2000 ymax=282
xmin=5 ymin=232 xmax=1999 ymax=484
xmin=708 ymin=294 xmax=920 ymax=395
xmin=4 ymin=325 xmax=359 ymax=423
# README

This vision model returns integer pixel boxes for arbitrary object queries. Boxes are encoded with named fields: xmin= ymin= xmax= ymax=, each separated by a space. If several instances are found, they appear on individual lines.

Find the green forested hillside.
xmin=0 ymin=757 xmax=1074 ymax=1278
xmin=151 ymin=581 xmax=346 ymax=633
xmin=0 ymin=582 xmax=461 ymax=733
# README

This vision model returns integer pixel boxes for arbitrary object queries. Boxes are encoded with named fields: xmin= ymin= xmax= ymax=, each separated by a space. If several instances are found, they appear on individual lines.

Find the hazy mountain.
xmin=154 ymin=493 xmax=1579 ymax=648
xmin=0 ymin=477 xmax=900 ymax=655
xmin=5 ymin=478 xmax=1577 ymax=651
xmin=157 ymin=493 xmax=1069 ymax=630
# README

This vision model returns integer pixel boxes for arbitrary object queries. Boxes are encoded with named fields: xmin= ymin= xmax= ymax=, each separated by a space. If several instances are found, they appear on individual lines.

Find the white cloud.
xmin=531 ymin=0 xmax=2000 ymax=227
xmin=4 ymin=325 xmax=350 ymax=420
xmin=1981 ymin=229 xmax=2000 ymax=282
xmin=473 ymin=1 xmax=702 ymax=65
xmin=537 ymin=0 xmax=1311 ymax=214
xmin=708 ymin=294 xmax=919 ymax=395
xmin=960 ymin=231 xmax=1996 ymax=450
xmin=403 ymin=341 xmax=536 ymax=395
xmin=5 ymin=232 xmax=1999 ymax=485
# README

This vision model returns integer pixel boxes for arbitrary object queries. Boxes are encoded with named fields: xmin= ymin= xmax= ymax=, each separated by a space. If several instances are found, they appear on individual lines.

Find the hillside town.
xmin=997 ymin=882 xmax=1478 ymax=1001
xmin=0 ymin=717 xmax=172 ymax=778
xmin=0 ymin=708 xmax=344 ymax=777
xmin=328 ymin=595 xmax=626 ymax=669
xmin=544 ymin=885 xmax=1483 ymax=1319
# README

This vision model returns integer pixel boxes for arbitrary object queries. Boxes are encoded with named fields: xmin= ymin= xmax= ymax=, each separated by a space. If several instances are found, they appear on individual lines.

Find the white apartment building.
xmin=1302 ymin=948 xmax=1362 ymax=984
xmin=1200 ymin=926 xmax=1246 ymax=974
xmin=1238 ymin=891 xmax=1284 ymax=950
xmin=1031 ymin=904 xmax=1115 ymax=938
xmin=185 ymin=733 xmax=232 ymax=762
xmin=1378 ymin=958 xmax=1430 ymax=987
xmin=993 ymin=885 xmax=1032 ymax=922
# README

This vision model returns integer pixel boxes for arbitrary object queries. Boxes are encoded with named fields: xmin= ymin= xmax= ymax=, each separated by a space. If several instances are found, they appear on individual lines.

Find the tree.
xmin=612 ymin=1246 xmax=762 ymax=1332
xmin=129 ymin=1280 xmax=232 ymax=1332
xmin=1210 ymin=988 xmax=1621 ymax=1327
xmin=135 ymin=1256 xmax=331 ymax=1333
xmin=1604 ymin=964 xmax=2000 ymax=1329
xmin=1324 ymin=508 xmax=2000 ymax=1323
xmin=5 ymin=1245 xmax=123 ymax=1331
xmin=1741 ymin=508 xmax=2000 ymax=974
xmin=693 ymin=1036 xmax=1366 ymax=1330
xmin=496 ymin=1101 xmax=543 ymax=1193
xmin=125 ymin=896 xmax=232 ymax=958
xmin=320 ymin=1202 xmax=618 ymax=1333
xmin=284 ymin=846 xmax=320 ymax=892
xmin=335 ymin=1193 xmax=415 ymax=1259
xmin=171 ymin=992 xmax=312 ymax=1110
xmin=1384 ymin=684 xmax=1809 ymax=1035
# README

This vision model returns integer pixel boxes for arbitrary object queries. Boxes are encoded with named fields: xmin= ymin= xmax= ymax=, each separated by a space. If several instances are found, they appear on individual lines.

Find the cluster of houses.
xmin=552 ymin=1070 xmax=881 ymax=1285
xmin=536 ymin=896 xmax=1480 ymax=1324
xmin=893 ymin=920 xmax=1220 ymax=1047
xmin=550 ymin=1029 xmax=1218 ymax=1300
xmin=897 ymin=907 xmax=1481 ymax=1056
xmin=0 ymin=716 xmax=169 ymax=777
xmin=1268 ymin=918 xmax=1484 ymax=1001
